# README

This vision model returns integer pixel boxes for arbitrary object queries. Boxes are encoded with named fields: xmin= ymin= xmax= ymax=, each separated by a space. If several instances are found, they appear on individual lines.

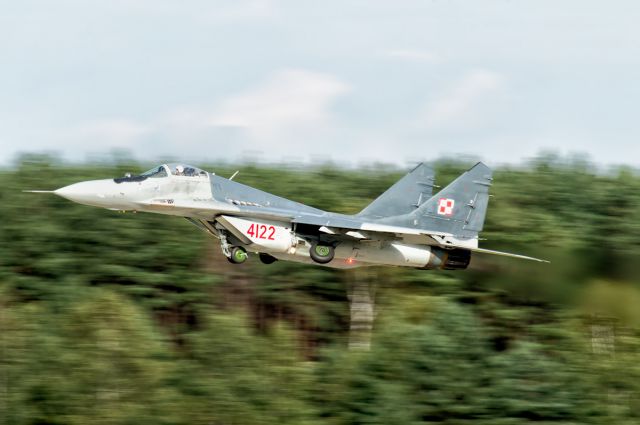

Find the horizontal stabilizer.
xmin=470 ymin=247 xmax=549 ymax=263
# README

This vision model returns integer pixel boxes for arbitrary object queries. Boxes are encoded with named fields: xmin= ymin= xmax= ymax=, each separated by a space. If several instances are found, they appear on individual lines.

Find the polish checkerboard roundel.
xmin=437 ymin=198 xmax=455 ymax=216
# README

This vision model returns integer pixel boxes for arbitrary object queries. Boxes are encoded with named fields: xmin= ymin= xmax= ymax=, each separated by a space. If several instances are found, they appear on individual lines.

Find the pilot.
xmin=175 ymin=165 xmax=184 ymax=176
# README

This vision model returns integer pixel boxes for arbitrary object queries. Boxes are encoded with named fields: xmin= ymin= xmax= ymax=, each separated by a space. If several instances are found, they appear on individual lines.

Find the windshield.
xmin=114 ymin=165 xmax=168 ymax=183
xmin=141 ymin=166 xmax=168 ymax=178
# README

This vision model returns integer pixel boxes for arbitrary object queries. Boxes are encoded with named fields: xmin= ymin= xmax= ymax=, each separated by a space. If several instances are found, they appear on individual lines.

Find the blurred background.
xmin=3 ymin=155 xmax=640 ymax=424
xmin=3 ymin=1 xmax=640 ymax=424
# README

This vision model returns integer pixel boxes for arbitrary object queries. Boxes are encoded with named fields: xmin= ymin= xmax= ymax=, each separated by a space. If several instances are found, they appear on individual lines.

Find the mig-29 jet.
xmin=29 ymin=162 xmax=546 ymax=269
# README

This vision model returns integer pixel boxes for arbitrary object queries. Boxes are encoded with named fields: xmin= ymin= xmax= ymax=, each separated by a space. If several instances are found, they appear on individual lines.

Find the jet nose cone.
xmin=54 ymin=180 xmax=116 ymax=207
xmin=55 ymin=181 xmax=98 ymax=204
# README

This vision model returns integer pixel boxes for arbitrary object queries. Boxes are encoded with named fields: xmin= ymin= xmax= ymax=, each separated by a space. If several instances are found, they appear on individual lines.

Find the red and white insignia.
xmin=437 ymin=198 xmax=455 ymax=216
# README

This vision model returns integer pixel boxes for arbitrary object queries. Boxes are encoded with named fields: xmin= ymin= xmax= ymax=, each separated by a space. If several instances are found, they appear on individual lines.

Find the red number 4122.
xmin=247 ymin=223 xmax=275 ymax=240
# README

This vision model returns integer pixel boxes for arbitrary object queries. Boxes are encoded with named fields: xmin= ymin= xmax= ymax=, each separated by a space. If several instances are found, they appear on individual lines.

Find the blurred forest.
xmin=2 ymin=153 xmax=640 ymax=424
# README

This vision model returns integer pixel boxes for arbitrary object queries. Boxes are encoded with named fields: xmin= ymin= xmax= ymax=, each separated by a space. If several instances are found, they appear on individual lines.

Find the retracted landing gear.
xmin=309 ymin=242 xmax=335 ymax=264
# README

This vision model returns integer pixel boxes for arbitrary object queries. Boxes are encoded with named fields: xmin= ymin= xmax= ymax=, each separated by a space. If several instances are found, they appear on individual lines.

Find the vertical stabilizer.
xmin=373 ymin=162 xmax=492 ymax=239
xmin=411 ymin=162 xmax=492 ymax=237
xmin=358 ymin=163 xmax=435 ymax=219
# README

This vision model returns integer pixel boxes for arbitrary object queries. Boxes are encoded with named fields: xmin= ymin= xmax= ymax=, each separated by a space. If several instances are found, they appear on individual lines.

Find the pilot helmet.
xmin=176 ymin=165 xmax=184 ymax=174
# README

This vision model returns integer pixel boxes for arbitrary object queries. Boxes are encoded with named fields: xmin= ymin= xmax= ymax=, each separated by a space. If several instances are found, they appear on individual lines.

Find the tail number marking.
xmin=437 ymin=198 xmax=455 ymax=216
xmin=247 ymin=223 xmax=276 ymax=240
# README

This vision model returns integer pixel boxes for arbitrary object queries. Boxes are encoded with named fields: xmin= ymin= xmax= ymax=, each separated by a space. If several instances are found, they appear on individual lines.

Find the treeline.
xmin=1 ymin=153 xmax=640 ymax=424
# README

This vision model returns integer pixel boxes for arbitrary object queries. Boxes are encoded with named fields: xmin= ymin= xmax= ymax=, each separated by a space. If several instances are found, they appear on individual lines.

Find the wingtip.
xmin=23 ymin=190 xmax=55 ymax=193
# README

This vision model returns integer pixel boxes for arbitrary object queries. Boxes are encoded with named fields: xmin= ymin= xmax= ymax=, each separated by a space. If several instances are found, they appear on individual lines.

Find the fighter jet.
xmin=29 ymin=162 xmax=546 ymax=269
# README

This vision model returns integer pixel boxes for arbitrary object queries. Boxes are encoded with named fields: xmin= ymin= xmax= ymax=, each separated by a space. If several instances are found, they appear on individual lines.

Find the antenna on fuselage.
xmin=229 ymin=170 xmax=239 ymax=181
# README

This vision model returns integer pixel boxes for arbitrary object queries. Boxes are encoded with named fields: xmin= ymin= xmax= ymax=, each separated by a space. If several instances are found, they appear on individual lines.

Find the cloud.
xmin=207 ymin=69 xmax=351 ymax=142
xmin=383 ymin=49 xmax=442 ymax=64
xmin=46 ymin=69 xmax=352 ymax=162
xmin=421 ymin=69 xmax=505 ymax=130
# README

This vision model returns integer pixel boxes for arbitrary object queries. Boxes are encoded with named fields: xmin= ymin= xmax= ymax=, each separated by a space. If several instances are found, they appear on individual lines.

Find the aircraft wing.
xmin=135 ymin=198 xmax=547 ymax=263
xmin=135 ymin=198 xmax=461 ymax=243
xmin=135 ymin=198 xmax=452 ymax=242
xmin=289 ymin=214 xmax=476 ymax=248
xmin=290 ymin=215 xmax=548 ymax=262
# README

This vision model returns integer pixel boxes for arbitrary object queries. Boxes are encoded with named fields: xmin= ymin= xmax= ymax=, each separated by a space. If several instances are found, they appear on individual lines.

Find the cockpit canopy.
xmin=114 ymin=163 xmax=208 ymax=183
xmin=165 ymin=163 xmax=208 ymax=177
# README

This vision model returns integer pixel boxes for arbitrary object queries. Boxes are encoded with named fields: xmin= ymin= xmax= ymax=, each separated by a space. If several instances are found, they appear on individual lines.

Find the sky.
xmin=1 ymin=0 xmax=640 ymax=167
